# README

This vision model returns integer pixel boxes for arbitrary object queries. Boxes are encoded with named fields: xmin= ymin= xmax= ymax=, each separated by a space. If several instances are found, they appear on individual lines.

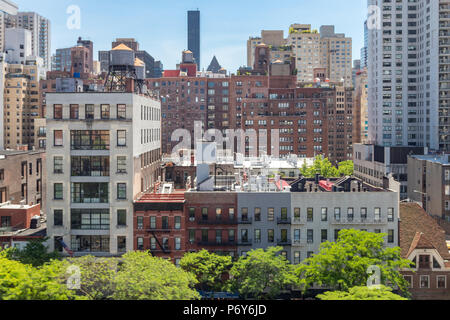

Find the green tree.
xmin=0 ymin=257 xmax=78 ymax=300
xmin=112 ymin=251 xmax=200 ymax=300
xmin=180 ymin=250 xmax=232 ymax=292
xmin=317 ymin=285 xmax=408 ymax=301
xmin=65 ymin=256 xmax=118 ymax=300
xmin=229 ymin=247 xmax=296 ymax=300
xmin=13 ymin=238 xmax=61 ymax=267
xmin=296 ymin=230 xmax=412 ymax=296
xmin=337 ymin=160 xmax=354 ymax=177
xmin=300 ymin=156 xmax=339 ymax=178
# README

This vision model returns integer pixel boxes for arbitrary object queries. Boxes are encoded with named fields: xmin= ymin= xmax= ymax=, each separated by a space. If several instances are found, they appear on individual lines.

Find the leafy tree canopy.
xmin=180 ymin=250 xmax=232 ymax=292
xmin=230 ymin=247 xmax=296 ymax=300
xmin=317 ymin=285 xmax=408 ymax=301
xmin=296 ymin=230 xmax=413 ymax=296
xmin=300 ymin=156 xmax=354 ymax=178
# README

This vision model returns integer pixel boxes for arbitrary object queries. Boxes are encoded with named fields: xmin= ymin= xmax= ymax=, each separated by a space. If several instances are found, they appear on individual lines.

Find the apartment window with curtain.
xmin=117 ymin=130 xmax=127 ymax=147
xmin=85 ymin=104 xmax=94 ymax=119
xmin=321 ymin=208 xmax=328 ymax=221
xmin=54 ymin=130 xmax=63 ymax=146
xmin=254 ymin=208 xmax=261 ymax=221
xmin=54 ymin=183 xmax=63 ymax=200
xmin=307 ymin=208 xmax=314 ymax=222
xmin=117 ymin=104 xmax=126 ymax=119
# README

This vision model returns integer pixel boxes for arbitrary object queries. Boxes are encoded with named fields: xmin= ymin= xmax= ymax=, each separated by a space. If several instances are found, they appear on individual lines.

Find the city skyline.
xmin=15 ymin=0 xmax=367 ymax=73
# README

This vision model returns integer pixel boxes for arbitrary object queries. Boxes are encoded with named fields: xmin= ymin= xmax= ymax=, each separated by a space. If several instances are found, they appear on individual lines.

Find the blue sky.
xmin=16 ymin=0 xmax=367 ymax=72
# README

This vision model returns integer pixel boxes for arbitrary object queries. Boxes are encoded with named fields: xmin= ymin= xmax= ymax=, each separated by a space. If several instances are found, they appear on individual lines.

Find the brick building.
xmin=184 ymin=191 xmax=238 ymax=259
xmin=134 ymin=190 xmax=186 ymax=264
xmin=0 ymin=203 xmax=41 ymax=230
xmin=0 ymin=150 xmax=45 ymax=209
xmin=400 ymin=203 xmax=450 ymax=300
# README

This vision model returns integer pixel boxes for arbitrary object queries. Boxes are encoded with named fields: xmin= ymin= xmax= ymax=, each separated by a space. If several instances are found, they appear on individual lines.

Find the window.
xmin=437 ymin=276 xmax=447 ymax=289
xmin=54 ymin=210 xmax=63 ymax=226
xmin=307 ymin=230 xmax=314 ymax=243
xmin=118 ymin=237 xmax=126 ymax=253
xmin=281 ymin=208 xmax=288 ymax=220
xmin=150 ymin=217 xmax=156 ymax=229
xmin=137 ymin=237 xmax=144 ymax=250
xmin=175 ymin=216 xmax=181 ymax=230
xmin=189 ymin=208 xmax=195 ymax=222
xmin=71 ymin=156 xmax=110 ymax=177
xmin=1 ymin=216 xmax=11 ymax=228
xmin=54 ymin=130 xmax=63 ymax=147
xmin=137 ymin=216 xmax=143 ymax=230
xmin=307 ymin=208 xmax=314 ymax=222
xmin=334 ymin=229 xmax=340 ymax=241
xmin=71 ymin=235 xmax=110 ymax=252
xmin=334 ymin=208 xmax=341 ymax=221
xmin=375 ymin=208 xmax=381 ymax=221
xmin=254 ymin=208 xmax=261 ymax=221
xmin=70 ymin=104 xmax=79 ymax=119
xmin=189 ymin=230 xmax=195 ymax=244
xmin=202 ymin=230 xmax=209 ymax=242
xmin=294 ymin=229 xmax=301 ymax=243
xmin=290 ymin=251 xmax=301 ymax=265
xmin=175 ymin=238 xmax=181 ymax=250
xmin=85 ymin=104 xmax=94 ymax=119
xmin=229 ymin=208 xmax=235 ymax=220
xmin=268 ymin=229 xmax=274 ymax=243
xmin=118 ymin=210 xmax=126 ymax=226
xmin=117 ymin=130 xmax=127 ymax=147
xmin=294 ymin=208 xmax=301 ymax=220
xmin=419 ymin=255 xmax=431 ymax=269
xmin=229 ymin=229 xmax=235 ymax=242
xmin=117 ymin=104 xmax=126 ymax=119
xmin=150 ymin=237 xmax=156 ymax=250
xmin=388 ymin=230 xmax=394 ymax=243
xmin=241 ymin=208 xmax=248 ymax=221
xmin=71 ymin=131 xmax=109 ymax=150
xmin=420 ymin=275 xmax=430 ymax=288
xmin=347 ymin=208 xmax=354 ymax=221
xmin=202 ymin=208 xmax=208 ymax=221
xmin=117 ymin=183 xmax=127 ymax=200
xmin=54 ymin=104 xmax=62 ymax=119
xmin=162 ymin=217 xmax=169 ymax=229
xmin=268 ymin=208 xmax=275 ymax=221
xmin=54 ymin=183 xmax=63 ymax=200
xmin=72 ymin=183 xmax=108 ymax=203
xmin=254 ymin=229 xmax=261 ymax=243
xmin=71 ymin=209 xmax=109 ymax=230
xmin=321 ymin=230 xmax=328 ymax=243
xmin=388 ymin=208 xmax=394 ymax=222
xmin=321 ymin=208 xmax=328 ymax=221
xmin=216 ymin=208 xmax=222 ymax=221
xmin=403 ymin=275 xmax=413 ymax=288
xmin=54 ymin=157 xmax=63 ymax=174
xmin=101 ymin=104 xmax=110 ymax=119
xmin=117 ymin=156 xmax=127 ymax=174
xmin=361 ymin=208 xmax=368 ymax=221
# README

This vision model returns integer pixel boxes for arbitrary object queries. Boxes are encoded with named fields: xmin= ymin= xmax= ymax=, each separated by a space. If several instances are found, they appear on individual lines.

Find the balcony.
xmin=197 ymin=219 xmax=238 ymax=225
xmin=292 ymin=239 xmax=307 ymax=247
xmin=146 ymin=226 xmax=172 ymax=233
xmin=277 ymin=239 xmax=292 ymax=246
xmin=238 ymin=239 xmax=253 ymax=246
xmin=197 ymin=240 xmax=236 ymax=247
xmin=238 ymin=218 xmax=253 ymax=224
xmin=277 ymin=217 xmax=291 ymax=225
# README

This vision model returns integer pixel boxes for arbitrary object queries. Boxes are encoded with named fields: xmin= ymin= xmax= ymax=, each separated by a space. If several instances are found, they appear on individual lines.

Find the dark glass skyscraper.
xmin=187 ymin=10 xmax=200 ymax=70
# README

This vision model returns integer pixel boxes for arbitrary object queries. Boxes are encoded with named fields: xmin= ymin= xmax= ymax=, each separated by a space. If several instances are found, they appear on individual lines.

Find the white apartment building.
xmin=46 ymin=92 xmax=162 ymax=256
xmin=367 ymin=0 xmax=450 ymax=151
xmin=0 ymin=0 xmax=18 ymax=52
xmin=4 ymin=28 xmax=31 ymax=64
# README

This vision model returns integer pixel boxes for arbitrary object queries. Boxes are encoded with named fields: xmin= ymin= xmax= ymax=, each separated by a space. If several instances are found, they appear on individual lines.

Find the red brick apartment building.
xmin=400 ymin=203 xmax=450 ymax=300
xmin=134 ymin=190 xmax=238 ymax=262
xmin=185 ymin=192 xmax=238 ymax=258
xmin=147 ymin=73 xmax=355 ymax=163
xmin=134 ymin=191 xmax=186 ymax=263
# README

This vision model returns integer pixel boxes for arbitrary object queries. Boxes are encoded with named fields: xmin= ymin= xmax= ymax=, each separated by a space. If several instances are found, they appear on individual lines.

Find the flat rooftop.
xmin=410 ymin=154 xmax=450 ymax=165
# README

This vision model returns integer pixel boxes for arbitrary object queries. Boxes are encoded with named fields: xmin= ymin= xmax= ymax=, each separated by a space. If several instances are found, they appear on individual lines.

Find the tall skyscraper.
xmin=367 ymin=0 xmax=449 ymax=151
xmin=360 ymin=20 xmax=369 ymax=69
xmin=187 ymin=10 xmax=200 ymax=70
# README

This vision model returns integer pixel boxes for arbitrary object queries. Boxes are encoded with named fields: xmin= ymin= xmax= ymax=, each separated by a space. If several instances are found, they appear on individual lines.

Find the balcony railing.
xmin=197 ymin=219 xmax=238 ymax=225
xmin=238 ymin=239 xmax=253 ymax=246
xmin=238 ymin=218 xmax=253 ymax=224
xmin=146 ymin=226 xmax=172 ymax=233
xmin=277 ymin=239 xmax=292 ymax=246
xmin=277 ymin=217 xmax=291 ymax=224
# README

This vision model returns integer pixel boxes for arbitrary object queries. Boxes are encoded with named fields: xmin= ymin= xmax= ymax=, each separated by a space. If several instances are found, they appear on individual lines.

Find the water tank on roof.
xmin=110 ymin=49 xmax=135 ymax=66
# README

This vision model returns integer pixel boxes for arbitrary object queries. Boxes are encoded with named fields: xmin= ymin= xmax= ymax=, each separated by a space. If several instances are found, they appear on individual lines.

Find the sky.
xmin=15 ymin=0 xmax=367 ymax=72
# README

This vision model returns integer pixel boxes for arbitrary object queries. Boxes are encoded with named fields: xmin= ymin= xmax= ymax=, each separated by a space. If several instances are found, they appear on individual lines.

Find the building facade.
xmin=407 ymin=154 xmax=450 ymax=221
xmin=46 ymin=92 xmax=162 ymax=256
xmin=188 ymin=10 xmax=201 ymax=69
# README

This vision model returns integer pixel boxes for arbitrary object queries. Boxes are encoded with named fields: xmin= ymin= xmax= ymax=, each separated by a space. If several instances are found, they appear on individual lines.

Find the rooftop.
xmin=399 ymin=203 xmax=450 ymax=260
xmin=410 ymin=154 xmax=450 ymax=165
